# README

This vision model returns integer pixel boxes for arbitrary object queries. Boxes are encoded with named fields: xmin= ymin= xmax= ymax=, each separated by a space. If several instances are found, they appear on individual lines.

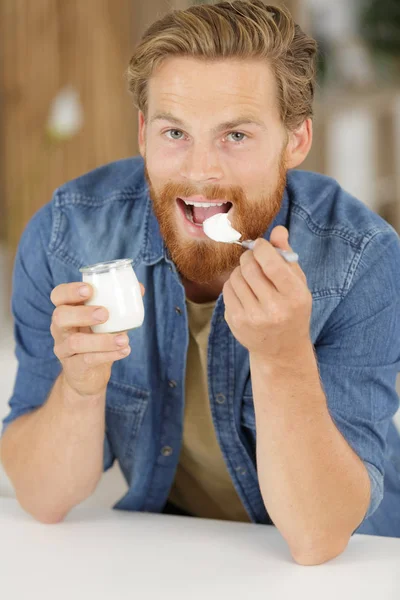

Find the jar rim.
xmin=79 ymin=258 xmax=133 ymax=275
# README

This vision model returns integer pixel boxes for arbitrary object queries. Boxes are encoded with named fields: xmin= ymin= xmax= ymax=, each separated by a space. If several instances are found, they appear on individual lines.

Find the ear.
xmin=284 ymin=118 xmax=313 ymax=170
xmin=138 ymin=111 xmax=146 ymax=157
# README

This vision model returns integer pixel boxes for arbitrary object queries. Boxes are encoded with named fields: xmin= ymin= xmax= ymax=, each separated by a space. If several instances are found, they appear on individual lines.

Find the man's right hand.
xmin=50 ymin=282 xmax=145 ymax=398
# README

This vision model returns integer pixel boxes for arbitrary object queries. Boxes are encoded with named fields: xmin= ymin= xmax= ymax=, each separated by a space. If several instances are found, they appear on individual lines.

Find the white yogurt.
xmin=79 ymin=259 xmax=144 ymax=334
xmin=202 ymin=212 xmax=242 ymax=243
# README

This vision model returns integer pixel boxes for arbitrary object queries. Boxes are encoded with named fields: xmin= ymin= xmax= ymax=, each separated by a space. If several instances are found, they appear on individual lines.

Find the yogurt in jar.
xmin=79 ymin=259 xmax=144 ymax=334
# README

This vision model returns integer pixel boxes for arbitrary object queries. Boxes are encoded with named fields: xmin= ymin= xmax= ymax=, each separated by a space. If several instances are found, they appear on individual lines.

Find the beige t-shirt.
xmin=168 ymin=298 xmax=250 ymax=522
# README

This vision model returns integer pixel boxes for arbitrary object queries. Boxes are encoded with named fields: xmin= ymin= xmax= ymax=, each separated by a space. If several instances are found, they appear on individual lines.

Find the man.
xmin=1 ymin=1 xmax=399 ymax=566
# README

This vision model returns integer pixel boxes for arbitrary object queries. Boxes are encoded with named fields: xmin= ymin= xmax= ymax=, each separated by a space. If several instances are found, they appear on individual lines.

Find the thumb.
xmin=269 ymin=225 xmax=290 ymax=251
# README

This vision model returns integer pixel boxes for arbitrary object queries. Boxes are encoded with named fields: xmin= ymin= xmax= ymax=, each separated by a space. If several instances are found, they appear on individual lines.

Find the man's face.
xmin=139 ymin=57 xmax=291 ymax=284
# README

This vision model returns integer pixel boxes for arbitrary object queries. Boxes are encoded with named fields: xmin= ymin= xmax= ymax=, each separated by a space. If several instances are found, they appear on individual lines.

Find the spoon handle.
xmin=241 ymin=240 xmax=299 ymax=263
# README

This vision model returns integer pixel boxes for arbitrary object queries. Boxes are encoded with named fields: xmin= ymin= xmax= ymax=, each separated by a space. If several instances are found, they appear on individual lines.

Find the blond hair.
xmin=127 ymin=1 xmax=318 ymax=131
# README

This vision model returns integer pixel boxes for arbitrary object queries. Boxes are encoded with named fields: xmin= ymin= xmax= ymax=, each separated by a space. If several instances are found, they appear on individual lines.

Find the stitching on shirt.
xmin=140 ymin=195 xmax=155 ymax=264
xmin=311 ymin=289 xmax=343 ymax=300
xmin=291 ymin=202 xmax=385 ymax=248
xmin=49 ymin=204 xmax=61 ymax=253
xmin=48 ymin=191 xmax=148 ymax=263
xmin=54 ymin=188 xmax=146 ymax=207
xmin=342 ymin=228 xmax=393 ymax=294
xmin=49 ymin=249 xmax=82 ymax=270
xmin=291 ymin=202 xmax=390 ymax=298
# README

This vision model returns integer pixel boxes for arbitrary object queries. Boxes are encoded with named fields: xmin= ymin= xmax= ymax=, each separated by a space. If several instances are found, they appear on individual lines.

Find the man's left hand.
xmin=223 ymin=226 xmax=312 ymax=362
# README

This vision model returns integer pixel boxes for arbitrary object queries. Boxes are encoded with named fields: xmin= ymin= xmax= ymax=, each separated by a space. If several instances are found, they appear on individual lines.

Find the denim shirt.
xmin=2 ymin=156 xmax=400 ymax=536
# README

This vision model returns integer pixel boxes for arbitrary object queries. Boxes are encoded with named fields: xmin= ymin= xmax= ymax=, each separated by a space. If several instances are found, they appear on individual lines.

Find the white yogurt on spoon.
xmin=203 ymin=212 xmax=300 ymax=263
xmin=202 ymin=212 xmax=242 ymax=243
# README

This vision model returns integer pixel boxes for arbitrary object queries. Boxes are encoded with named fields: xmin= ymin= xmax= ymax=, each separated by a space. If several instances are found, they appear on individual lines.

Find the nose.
xmin=179 ymin=141 xmax=223 ymax=183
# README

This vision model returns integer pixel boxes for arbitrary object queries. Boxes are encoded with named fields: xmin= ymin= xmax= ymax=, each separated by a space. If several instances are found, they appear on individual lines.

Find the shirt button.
xmin=215 ymin=393 xmax=226 ymax=404
xmin=161 ymin=446 xmax=173 ymax=457
xmin=236 ymin=466 xmax=247 ymax=476
xmin=175 ymin=306 xmax=182 ymax=315
xmin=168 ymin=380 xmax=177 ymax=388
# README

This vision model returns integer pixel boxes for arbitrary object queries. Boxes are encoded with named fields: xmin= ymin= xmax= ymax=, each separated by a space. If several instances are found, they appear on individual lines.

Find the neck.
xmin=181 ymin=272 xmax=231 ymax=303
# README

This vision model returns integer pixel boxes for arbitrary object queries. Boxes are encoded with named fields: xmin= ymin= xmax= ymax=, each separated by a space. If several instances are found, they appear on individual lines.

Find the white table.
xmin=1 ymin=498 xmax=399 ymax=599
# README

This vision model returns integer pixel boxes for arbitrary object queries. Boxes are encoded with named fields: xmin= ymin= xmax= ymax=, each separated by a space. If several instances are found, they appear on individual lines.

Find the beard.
xmin=145 ymin=155 xmax=287 ymax=284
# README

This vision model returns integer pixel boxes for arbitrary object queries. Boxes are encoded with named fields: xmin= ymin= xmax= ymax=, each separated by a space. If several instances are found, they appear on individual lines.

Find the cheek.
xmin=228 ymin=164 xmax=276 ymax=200
xmin=146 ymin=141 xmax=186 ymax=179
xmin=223 ymin=145 xmax=279 ymax=185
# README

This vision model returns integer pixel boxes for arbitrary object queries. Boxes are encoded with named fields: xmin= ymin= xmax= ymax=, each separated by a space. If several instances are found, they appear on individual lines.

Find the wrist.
xmin=250 ymin=338 xmax=316 ymax=375
xmin=59 ymin=373 xmax=106 ymax=413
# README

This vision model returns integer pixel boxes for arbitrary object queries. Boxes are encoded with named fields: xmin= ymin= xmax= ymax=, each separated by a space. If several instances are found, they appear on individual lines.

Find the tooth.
xmin=183 ymin=200 xmax=229 ymax=207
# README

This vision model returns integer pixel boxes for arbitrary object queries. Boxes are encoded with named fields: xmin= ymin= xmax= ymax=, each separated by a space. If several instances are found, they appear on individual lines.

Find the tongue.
xmin=192 ymin=204 xmax=229 ymax=225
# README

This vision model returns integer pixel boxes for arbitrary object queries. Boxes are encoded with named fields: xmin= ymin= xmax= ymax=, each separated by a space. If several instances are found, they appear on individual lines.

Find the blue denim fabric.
xmin=2 ymin=157 xmax=400 ymax=536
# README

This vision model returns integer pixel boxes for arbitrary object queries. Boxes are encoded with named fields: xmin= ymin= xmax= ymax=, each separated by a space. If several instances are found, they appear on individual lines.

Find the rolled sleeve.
xmin=315 ymin=228 xmax=400 ymax=521
xmin=363 ymin=462 xmax=384 ymax=519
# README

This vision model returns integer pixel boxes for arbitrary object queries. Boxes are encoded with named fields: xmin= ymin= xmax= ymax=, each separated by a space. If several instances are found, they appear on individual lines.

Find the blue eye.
xmin=166 ymin=129 xmax=184 ymax=140
xmin=227 ymin=132 xmax=247 ymax=143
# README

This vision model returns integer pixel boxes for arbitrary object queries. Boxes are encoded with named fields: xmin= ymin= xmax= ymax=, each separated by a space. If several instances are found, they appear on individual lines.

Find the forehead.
xmin=147 ymin=56 xmax=280 ymax=121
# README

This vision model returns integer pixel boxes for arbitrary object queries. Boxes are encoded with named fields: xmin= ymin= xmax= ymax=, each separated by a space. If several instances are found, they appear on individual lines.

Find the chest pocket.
xmin=105 ymin=379 xmax=150 ymax=474
xmin=241 ymin=379 xmax=256 ymax=430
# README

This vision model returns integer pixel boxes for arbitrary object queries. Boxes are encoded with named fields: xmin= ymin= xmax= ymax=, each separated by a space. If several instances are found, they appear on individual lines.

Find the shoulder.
xmin=19 ymin=156 xmax=150 ymax=277
xmin=286 ymin=170 xmax=399 ymax=298
xmin=287 ymin=169 xmax=393 ymax=244
xmin=54 ymin=156 xmax=147 ymax=205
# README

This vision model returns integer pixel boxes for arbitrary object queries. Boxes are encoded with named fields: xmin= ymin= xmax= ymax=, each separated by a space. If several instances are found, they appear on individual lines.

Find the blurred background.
xmin=1 ymin=0 xmax=400 ymax=501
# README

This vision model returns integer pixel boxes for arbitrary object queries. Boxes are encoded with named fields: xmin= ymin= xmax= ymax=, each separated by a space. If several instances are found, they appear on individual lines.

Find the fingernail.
xmin=79 ymin=285 xmax=90 ymax=298
xmin=120 ymin=347 xmax=130 ymax=355
xmin=93 ymin=308 xmax=108 ymax=322
xmin=115 ymin=334 xmax=128 ymax=346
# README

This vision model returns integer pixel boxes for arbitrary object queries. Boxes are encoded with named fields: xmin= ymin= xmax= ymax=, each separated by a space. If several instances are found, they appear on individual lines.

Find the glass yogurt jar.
xmin=79 ymin=259 xmax=144 ymax=334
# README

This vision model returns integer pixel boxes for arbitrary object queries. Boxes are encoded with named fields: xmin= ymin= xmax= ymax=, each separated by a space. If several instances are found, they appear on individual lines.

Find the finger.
xmin=269 ymin=225 xmax=289 ymax=249
xmin=50 ymin=282 xmax=94 ymax=307
xmin=67 ymin=346 xmax=132 ymax=370
xmin=52 ymin=305 xmax=109 ymax=332
xmin=140 ymin=283 xmax=145 ymax=296
xmin=269 ymin=226 xmax=306 ymax=280
xmin=239 ymin=250 xmax=276 ymax=303
xmin=229 ymin=266 xmax=260 ymax=310
xmin=55 ymin=331 xmax=129 ymax=360
xmin=252 ymin=238 xmax=300 ymax=295
xmin=223 ymin=279 xmax=244 ymax=325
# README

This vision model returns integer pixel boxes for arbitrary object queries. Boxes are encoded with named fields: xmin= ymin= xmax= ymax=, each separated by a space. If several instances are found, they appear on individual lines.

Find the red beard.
xmin=145 ymin=156 xmax=287 ymax=284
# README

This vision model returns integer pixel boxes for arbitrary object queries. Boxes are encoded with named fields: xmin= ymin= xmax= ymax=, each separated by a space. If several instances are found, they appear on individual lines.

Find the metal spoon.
xmin=232 ymin=240 xmax=299 ymax=263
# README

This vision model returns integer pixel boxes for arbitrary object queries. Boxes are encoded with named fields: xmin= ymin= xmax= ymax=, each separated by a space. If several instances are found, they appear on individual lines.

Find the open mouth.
xmin=177 ymin=198 xmax=233 ymax=227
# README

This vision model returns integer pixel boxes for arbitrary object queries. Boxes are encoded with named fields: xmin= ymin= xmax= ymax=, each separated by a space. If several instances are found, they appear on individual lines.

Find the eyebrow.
xmin=150 ymin=111 xmax=267 ymax=133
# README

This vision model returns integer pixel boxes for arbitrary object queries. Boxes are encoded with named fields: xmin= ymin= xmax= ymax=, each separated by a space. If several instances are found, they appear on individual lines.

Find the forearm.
xmin=0 ymin=373 xmax=106 ymax=523
xmin=250 ymin=343 xmax=371 ymax=564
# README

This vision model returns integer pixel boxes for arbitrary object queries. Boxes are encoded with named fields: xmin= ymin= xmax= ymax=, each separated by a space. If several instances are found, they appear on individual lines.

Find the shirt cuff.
xmin=362 ymin=461 xmax=384 ymax=521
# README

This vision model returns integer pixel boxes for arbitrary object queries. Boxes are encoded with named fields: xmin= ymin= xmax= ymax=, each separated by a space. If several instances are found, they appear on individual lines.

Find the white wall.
xmin=327 ymin=108 xmax=378 ymax=213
